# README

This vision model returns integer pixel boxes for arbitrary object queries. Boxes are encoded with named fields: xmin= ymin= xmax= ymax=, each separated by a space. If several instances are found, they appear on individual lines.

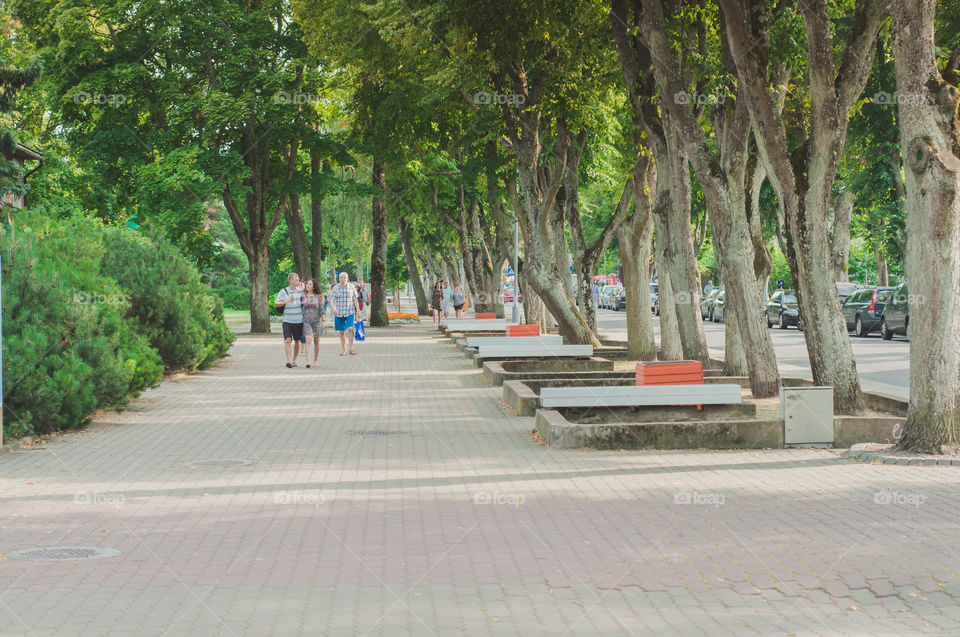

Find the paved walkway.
xmin=1 ymin=321 xmax=959 ymax=636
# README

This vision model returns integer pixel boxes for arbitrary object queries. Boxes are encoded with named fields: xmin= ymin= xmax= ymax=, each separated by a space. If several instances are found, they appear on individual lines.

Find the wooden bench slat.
xmin=540 ymin=384 xmax=741 ymax=407
xmin=507 ymin=325 xmax=540 ymax=336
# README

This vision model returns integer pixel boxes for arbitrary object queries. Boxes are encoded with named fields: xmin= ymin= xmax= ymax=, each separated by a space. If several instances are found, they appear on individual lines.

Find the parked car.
xmin=701 ymin=287 xmax=723 ymax=321
xmin=842 ymin=286 xmax=894 ymax=336
xmin=649 ymin=283 xmax=658 ymax=314
xmin=503 ymin=288 xmax=523 ymax=304
xmin=614 ymin=289 xmax=626 ymax=311
xmin=765 ymin=289 xmax=800 ymax=329
xmin=599 ymin=285 xmax=621 ymax=310
xmin=711 ymin=290 xmax=727 ymax=323
xmin=880 ymin=282 xmax=910 ymax=340
xmin=836 ymin=281 xmax=859 ymax=304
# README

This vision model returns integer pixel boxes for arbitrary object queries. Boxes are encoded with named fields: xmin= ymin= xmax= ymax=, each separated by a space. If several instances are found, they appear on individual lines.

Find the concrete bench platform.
xmin=476 ymin=344 xmax=593 ymax=360
xmin=482 ymin=358 xmax=616 ymax=386
xmin=539 ymin=384 xmax=741 ymax=408
xmin=466 ymin=335 xmax=563 ymax=348
xmin=503 ymin=378 xmax=753 ymax=417
xmin=535 ymin=409 xmax=783 ymax=449
xmin=441 ymin=320 xmax=508 ymax=333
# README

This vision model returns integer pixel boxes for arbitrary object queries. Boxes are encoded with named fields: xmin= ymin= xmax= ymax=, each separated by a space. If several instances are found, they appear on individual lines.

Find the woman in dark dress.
xmin=430 ymin=281 xmax=443 ymax=327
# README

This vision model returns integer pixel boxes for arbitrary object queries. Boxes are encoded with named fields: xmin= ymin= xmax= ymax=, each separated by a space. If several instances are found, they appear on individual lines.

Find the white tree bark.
xmin=890 ymin=0 xmax=960 ymax=452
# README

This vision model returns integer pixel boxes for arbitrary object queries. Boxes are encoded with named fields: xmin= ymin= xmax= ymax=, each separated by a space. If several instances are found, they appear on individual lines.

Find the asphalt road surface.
xmin=594 ymin=307 xmax=909 ymax=401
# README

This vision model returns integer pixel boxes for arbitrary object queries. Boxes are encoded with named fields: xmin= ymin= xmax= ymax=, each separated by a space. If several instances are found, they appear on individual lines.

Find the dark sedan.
xmin=842 ymin=286 xmax=894 ymax=336
xmin=765 ymin=290 xmax=800 ymax=329
xmin=880 ymin=282 xmax=910 ymax=340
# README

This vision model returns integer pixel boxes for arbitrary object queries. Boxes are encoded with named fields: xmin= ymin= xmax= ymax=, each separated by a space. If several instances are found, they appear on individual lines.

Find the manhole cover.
xmin=8 ymin=546 xmax=121 ymax=561
xmin=346 ymin=430 xmax=406 ymax=436
xmin=184 ymin=458 xmax=255 ymax=468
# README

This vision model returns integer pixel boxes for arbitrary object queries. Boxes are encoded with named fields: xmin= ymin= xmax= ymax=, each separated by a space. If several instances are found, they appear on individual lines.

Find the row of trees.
xmin=6 ymin=0 xmax=958 ymax=452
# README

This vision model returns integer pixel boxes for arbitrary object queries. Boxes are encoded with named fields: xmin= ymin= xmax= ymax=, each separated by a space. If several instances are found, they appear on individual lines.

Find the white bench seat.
xmin=466 ymin=335 xmax=563 ymax=348
xmin=539 ymin=384 xmax=741 ymax=408
xmin=476 ymin=344 xmax=593 ymax=359
xmin=447 ymin=320 xmax=508 ymax=332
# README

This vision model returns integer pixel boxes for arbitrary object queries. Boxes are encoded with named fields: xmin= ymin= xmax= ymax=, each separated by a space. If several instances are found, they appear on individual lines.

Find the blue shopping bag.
xmin=354 ymin=319 xmax=366 ymax=341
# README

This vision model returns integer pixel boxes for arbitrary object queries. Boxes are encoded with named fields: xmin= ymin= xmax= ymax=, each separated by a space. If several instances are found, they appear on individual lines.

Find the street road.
xmin=595 ymin=307 xmax=910 ymax=400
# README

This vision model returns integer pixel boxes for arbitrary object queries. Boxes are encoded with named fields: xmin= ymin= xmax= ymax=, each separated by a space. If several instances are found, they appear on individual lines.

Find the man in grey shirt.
xmin=275 ymin=273 xmax=305 ymax=368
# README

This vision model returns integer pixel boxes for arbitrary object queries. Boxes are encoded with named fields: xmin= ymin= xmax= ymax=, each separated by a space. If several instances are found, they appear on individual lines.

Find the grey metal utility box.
xmin=780 ymin=386 xmax=834 ymax=445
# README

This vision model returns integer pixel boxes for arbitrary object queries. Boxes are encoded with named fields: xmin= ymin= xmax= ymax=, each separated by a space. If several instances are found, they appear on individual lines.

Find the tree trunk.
xmin=617 ymin=161 xmax=656 ymax=360
xmin=310 ymin=152 xmax=324 ymax=283
xmin=654 ymin=267 xmax=683 ymax=360
xmin=830 ymin=191 xmax=854 ymax=282
xmin=890 ymin=0 xmax=960 ymax=452
xmin=248 ymin=242 xmax=271 ymax=334
xmin=284 ymin=193 xmax=311 ymax=279
xmin=398 ymin=217 xmax=428 ymax=315
xmin=874 ymin=242 xmax=889 ymax=286
xmin=662 ymin=120 xmax=708 ymax=364
xmin=369 ymin=157 xmax=389 ymax=327
xmin=716 ymin=0 xmax=886 ymax=413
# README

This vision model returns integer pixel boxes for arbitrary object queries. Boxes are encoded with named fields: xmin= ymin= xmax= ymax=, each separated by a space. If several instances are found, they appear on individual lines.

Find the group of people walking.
xmin=430 ymin=281 xmax=465 ymax=327
xmin=275 ymin=271 xmax=364 ymax=367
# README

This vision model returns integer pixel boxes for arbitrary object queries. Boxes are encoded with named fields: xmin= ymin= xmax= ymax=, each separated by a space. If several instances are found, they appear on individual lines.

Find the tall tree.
xmin=638 ymin=0 xmax=780 ymax=397
xmin=889 ymin=0 xmax=960 ymax=452
xmin=718 ymin=0 xmax=889 ymax=413
xmin=610 ymin=0 xmax=708 ymax=363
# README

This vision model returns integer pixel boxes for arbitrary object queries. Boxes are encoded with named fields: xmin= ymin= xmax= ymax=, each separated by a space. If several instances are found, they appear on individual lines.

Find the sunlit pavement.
xmin=0 ymin=317 xmax=955 ymax=636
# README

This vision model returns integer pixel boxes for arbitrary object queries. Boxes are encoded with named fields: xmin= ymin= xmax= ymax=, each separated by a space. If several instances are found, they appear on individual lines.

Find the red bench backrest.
xmin=507 ymin=325 xmax=540 ymax=336
xmin=636 ymin=360 xmax=704 ymax=386
xmin=475 ymin=313 xmax=497 ymax=319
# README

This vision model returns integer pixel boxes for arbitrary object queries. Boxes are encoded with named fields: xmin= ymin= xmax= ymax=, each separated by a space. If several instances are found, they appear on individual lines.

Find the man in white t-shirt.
xmin=275 ymin=273 xmax=305 ymax=368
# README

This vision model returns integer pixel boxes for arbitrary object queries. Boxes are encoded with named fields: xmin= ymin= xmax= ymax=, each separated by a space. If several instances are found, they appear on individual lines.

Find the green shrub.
xmin=1 ymin=218 xmax=163 ymax=438
xmin=216 ymin=286 xmax=250 ymax=311
xmin=99 ymin=227 xmax=235 ymax=371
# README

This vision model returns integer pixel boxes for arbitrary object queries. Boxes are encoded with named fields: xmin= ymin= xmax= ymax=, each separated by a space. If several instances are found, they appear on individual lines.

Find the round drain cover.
xmin=8 ymin=546 xmax=121 ymax=561
xmin=184 ymin=458 xmax=255 ymax=468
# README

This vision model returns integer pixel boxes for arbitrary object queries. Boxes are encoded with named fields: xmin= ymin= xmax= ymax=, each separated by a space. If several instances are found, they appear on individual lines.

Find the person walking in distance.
xmin=441 ymin=281 xmax=453 ymax=320
xmin=452 ymin=285 xmax=465 ymax=320
xmin=329 ymin=272 xmax=361 ymax=356
xmin=275 ymin=273 xmax=305 ymax=368
xmin=430 ymin=281 xmax=443 ymax=327
xmin=301 ymin=279 xmax=325 ymax=368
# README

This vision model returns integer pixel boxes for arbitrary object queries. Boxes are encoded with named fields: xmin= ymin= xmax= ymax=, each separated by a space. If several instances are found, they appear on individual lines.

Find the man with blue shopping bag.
xmin=328 ymin=271 xmax=361 ymax=356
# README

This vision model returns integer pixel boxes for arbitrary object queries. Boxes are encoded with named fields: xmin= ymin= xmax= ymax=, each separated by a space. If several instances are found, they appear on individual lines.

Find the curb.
xmin=844 ymin=447 xmax=960 ymax=466
xmin=0 ymin=435 xmax=38 ymax=456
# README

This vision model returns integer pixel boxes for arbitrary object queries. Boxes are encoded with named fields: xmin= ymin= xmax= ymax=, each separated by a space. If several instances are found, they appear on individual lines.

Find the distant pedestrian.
xmin=704 ymin=279 xmax=715 ymax=295
xmin=442 ymin=281 xmax=452 ymax=319
xmin=452 ymin=285 xmax=465 ymax=320
xmin=355 ymin=283 xmax=365 ymax=320
xmin=275 ymin=273 xmax=305 ymax=368
xmin=430 ymin=282 xmax=443 ymax=327
xmin=302 ymin=279 xmax=325 ymax=368
xmin=329 ymin=272 xmax=360 ymax=356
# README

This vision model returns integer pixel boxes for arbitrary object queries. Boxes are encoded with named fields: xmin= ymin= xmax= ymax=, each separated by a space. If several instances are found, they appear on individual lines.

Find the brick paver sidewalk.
xmin=1 ymin=323 xmax=959 ymax=636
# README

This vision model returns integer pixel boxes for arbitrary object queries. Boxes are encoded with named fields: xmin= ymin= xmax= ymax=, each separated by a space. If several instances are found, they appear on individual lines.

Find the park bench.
xmin=476 ymin=344 xmax=593 ymax=359
xmin=466 ymin=335 xmax=562 ymax=348
xmin=507 ymin=324 xmax=540 ymax=337
xmin=636 ymin=360 xmax=704 ymax=386
xmin=474 ymin=313 xmax=497 ymax=319
xmin=538 ymin=384 xmax=741 ymax=408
